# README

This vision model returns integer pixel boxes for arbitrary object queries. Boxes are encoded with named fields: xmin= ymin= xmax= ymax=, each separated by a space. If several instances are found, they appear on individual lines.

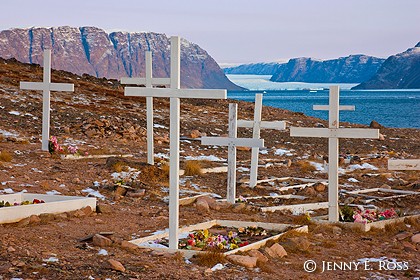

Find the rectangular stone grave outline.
xmin=129 ymin=220 xmax=308 ymax=258
xmin=343 ymin=188 xmax=419 ymax=202
xmin=314 ymin=214 xmax=420 ymax=232
xmin=0 ymin=193 xmax=96 ymax=224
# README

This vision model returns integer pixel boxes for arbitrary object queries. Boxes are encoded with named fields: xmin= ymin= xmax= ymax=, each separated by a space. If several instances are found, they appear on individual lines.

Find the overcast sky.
xmin=1 ymin=0 xmax=419 ymax=64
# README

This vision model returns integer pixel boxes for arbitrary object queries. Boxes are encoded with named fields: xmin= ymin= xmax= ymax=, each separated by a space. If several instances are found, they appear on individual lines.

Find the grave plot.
xmin=0 ymin=193 xmax=96 ymax=224
xmin=129 ymin=220 xmax=308 ymax=258
xmin=314 ymin=205 xmax=420 ymax=232
xmin=343 ymin=188 xmax=420 ymax=204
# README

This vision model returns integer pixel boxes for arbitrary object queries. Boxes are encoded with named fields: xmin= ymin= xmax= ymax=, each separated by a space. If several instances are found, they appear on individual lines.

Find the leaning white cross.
xmin=290 ymin=86 xmax=379 ymax=222
xmin=20 ymin=50 xmax=74 ymax=151
xmin=201 ymin=103 xmax=264 ymax=204
xmin=124 ymin=36 xmax=227 ymax=249
xmin=237 ymin=94 xmax=286 ymax=187
xmin=121 ymin=51 xmax=171 ymax=165
xmin=388 ymin=159 xmax=420 ymax=170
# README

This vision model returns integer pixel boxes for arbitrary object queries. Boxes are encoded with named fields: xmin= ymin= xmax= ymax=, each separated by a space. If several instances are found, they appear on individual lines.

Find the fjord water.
xmin=227 ymin=75 xmax=420 ymax=129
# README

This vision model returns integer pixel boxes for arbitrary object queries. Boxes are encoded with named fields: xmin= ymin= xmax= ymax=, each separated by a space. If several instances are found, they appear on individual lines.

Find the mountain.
xmin=352 ymin=42 xmax=420 ymax=89
xmin=270 ymin=55 xmax=385 ymax=83
xmin=0 ymin=26 xmax=242 ymax=90
xmin=224 ymin=62 xmax=285 ymax=75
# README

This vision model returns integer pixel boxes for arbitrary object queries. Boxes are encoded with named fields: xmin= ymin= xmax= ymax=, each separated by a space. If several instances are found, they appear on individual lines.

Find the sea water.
xmin=227 ymin=75 xmax=420 ymax=129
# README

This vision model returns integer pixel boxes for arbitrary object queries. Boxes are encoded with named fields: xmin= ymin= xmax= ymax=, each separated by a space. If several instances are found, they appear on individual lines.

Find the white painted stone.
xmin=123 ymin=36 xmax=226 ymax=250
xmin=201 ymin=104 xmax=264 ymax=203
xmin=20 ymin=50 xmax=74 ymax=151
xmin=290 ymin=86 xmax=379 ymax=222
xmin=0 ymin=193 xmax=96 ymax=224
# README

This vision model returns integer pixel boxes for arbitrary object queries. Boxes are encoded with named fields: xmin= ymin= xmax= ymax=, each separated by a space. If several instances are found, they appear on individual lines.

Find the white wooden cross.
xmin=237 ymin=94 xmax=286 ymax=188
xmin=290 ymin=86 xmax=379 ymax=222
xmin=124 ymin=36 xmax=227 ymax=250
xmin=121 ymin=52 xmax=171 ymax=165
xmin=388 ymin=159 xmax=420 ymax=170
xmin=20 ymin=50 xmax=74 ymax=151
xmin=201 ymin=103 xmax=264 ymax=204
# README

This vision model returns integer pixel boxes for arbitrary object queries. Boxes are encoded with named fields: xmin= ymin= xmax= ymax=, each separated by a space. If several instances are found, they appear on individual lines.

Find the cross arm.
xmin=20 ymin=82 xmax=74 ymax=92
xmin=313 ymin=105 xmax=355 ymax=111
xmin=125 ymin=87 xmax=227 ymax=99
xmin=201 ymin=137 xmax=264 ymax=148
xmin=290 ymin=127 xmax=379 ymax=139
xmin=120 ymin=77 xmax=171 ymax=86
xmin=237 ymin=120 xmax=286 ymax=130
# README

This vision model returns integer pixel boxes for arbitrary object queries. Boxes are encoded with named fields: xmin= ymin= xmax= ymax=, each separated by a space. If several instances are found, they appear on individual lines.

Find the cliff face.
xmin=270 ymin=55 xmax=385 ymax=83
xmin=353 ymin=43 xmax=420 ymax=89
xmin=0 ymin=26 xmax=242 ymax=90
xmin=223 ymin=62 xmax=285 ymax=75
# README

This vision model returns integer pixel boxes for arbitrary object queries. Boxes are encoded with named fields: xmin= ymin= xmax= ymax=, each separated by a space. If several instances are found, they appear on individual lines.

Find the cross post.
xmin=121 ymin=52 xmax=171 ymax=165
xmin=20 ymin=50 xmax=74 ymax=151
xmin=290 ymin=86 xmax=379 ymax=222
xmin=237 ymin=94 xmax=286 ymax=187
xmin=201 ymin=103 xmax=264 ymax=203
xmin=123 ymin=36 xmax=227 ymax=249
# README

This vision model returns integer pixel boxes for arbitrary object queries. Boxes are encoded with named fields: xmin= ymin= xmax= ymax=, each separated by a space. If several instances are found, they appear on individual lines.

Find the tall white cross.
xmin=20 ymin=50 xmax=74 ymax=151
xmin=237 ymin=94 xmax=286 ymax=188
xmin=290 ymin=86 xmax=379 ymax=222
xmin=121 ymin=52 xmax=171 ymax=165
xmin=124 ymin=36 xmax=227 ymax=249
xmin=201 ymin=103 xmax=264 ymax=204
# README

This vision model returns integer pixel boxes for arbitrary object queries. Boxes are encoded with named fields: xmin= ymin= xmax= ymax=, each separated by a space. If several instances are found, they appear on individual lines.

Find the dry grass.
xmin=193 ymin=249 xmax=225 ymax=267
xmin=113 ymin=161 xmax=128 ymax=173
xmin=87 ymin=148 xmax=112 ymax=155
xmin=0 ymin=151 xmax=13 ymax=162
xmin=292 ymin=214 xmax=313 ymax=225
xmin=183 ymin=160 xmax=203 ymax=176
xmin=296 ymin=160 xmax=316 ymax=172
xmin=405 ymin=216 xmax=420 ymax=230
xmin=160 ymin=163 xmax=170 ymax=179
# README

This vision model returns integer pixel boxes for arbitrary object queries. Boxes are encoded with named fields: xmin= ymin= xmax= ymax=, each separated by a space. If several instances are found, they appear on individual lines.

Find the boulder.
xmin=265 ymin=243 xmax=287 ymax=258
xmin=369 ymin=120 xmax=383 ymax=129
xmin=248 ymin=249 xmax=268 ymax=263
xmin=195 ymin=197 xmax=210 ymax=213
xmin=226 ymin=255 xmax=258 ymax=268
xmin=411 ymin=233 xmax=420 ymax=244
xmin=108 ymin=259 xmax=125 ymax=272
xmin=93 ymin=234 xmax=112 ymax=247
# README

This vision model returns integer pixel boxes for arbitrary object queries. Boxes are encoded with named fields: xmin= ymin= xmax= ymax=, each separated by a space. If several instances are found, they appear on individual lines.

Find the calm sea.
xmin=227 ymin=75 xmax=420 ymax=129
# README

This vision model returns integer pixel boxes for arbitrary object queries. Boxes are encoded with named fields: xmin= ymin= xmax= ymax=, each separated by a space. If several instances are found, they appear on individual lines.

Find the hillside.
xmin=353 ymin=42 xmax=420 ymax=89
xmin=0 ymin=57 xmax=419 ymax=279
xmin=0 ymin=26 xmax=242 ymax=90
xmin=270 ymin=55 xmax=384 ymax=83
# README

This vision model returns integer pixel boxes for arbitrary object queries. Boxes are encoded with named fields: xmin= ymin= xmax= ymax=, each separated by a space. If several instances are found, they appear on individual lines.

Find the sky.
xmin=1 ymin=0 xmax=420 ymax=65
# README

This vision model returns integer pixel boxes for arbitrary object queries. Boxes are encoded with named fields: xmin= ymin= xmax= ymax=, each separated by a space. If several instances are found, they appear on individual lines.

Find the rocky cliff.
xmin=0 ymin=26 xmax=242 ymax=90
xmin=223 ymin=62 xmax=285 ymax=75
xmin=270 ymin=55 xmax=385 ymax=83
xmin=353 ymin=42 xmax=420 ymax=89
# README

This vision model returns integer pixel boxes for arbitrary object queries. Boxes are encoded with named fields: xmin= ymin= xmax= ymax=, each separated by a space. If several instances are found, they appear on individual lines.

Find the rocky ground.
xmin=0 ymin=58 xmax=419 ymax=279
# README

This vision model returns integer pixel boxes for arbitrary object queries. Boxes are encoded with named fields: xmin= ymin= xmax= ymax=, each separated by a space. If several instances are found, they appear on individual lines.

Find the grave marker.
xmin=20 ymin=50 xmax=74 ymax=151
xmin=237 ymin=94 xmax=286 ymax=187
xmin=121 ymin=52 xmax=171 ymax=165
xmin=290 ymin=86 xmax=379 ymax=222
xmin=201 ymin=104 xmax=264 ymax=203
xmin=388 ymin=159 xmax=420 ymax=170
xmin=124 ymin=36 xmax=227 ymax=249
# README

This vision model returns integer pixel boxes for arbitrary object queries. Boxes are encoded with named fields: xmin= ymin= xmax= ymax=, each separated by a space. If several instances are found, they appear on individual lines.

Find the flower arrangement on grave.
xmin=0 ymin=199 xmax=45 ymax=207
xmin=339 ymin=206 xmax=399 ymax=224
xmin=48 ymin=136 xmax=87 ymax=156
xmin=236 ymin=195 xmax=247 ymax=203
xmin=156 ymin=226 xmax=270 ymax=251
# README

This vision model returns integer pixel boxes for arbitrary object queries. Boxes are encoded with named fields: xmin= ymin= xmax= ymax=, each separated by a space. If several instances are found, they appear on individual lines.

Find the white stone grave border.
xmin=60 ymin=154 xmax=134 ymax=160
xmin=314 ymin=214 xmax=420 ymax=232
xmin=388 ymin=159 xmax=420 ymax=171
xmin=129 ymin=220 xmax=308 ymax=258
xmin=343 ymin=188 xmax=419 ymax=203
xmin=0 ymin=193 xmax=96 ymax=224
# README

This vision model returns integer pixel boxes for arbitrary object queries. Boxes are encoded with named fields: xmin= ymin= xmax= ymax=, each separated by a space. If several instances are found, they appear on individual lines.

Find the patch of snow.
xmin=9 ymin=111 xmax=21 ymax=116
xmin=211 ymin=263 xmax=225 ymax=271
xmin=46 ymin=190 xmax=61 ymax=195
xmin=348 ymin=163 xmax=378 ymax=171
xmin=137 ymin=241 xmax=168 ymax=248
xmin=98 ymin=249 xmax=108 ymax=256
xmin=43 ymin=257 xmax=59 ymax=263
xmin=82 ymin=188 xmax=106 ymax=200
xmin=153 ymin=124 xmax=167 ymax=129
xmin=0 ymin=129 xmax=19 ymax=137
xmin=310 ymin=162 xmax=325 ymax=171
xmin=274 ymin=148 xmax=293 ymax=156
xmin=184 ymin=155 xmax=226 ymax=162
xmin=3 ymin=188 xmax=14 ymax=194
xmin=155 ymin=153 xmax=169 ymax=159
xmin=31 ymin=168 xmax=43 ymax=173
xmin=259 ymin=149 xmax=268 ymax=155
xmin=348 ymin=178 xmax=359 ymax=183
